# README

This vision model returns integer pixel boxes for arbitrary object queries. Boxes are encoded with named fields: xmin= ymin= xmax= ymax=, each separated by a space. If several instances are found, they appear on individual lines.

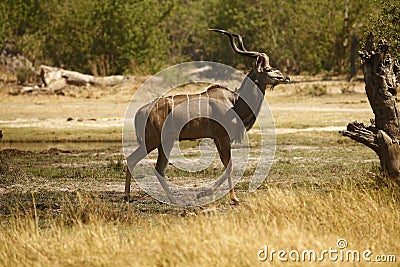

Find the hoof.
xmin=124 ymin=195 xmax=130 ymax=202
xmin=231 ymin=197 xmax=240 ymax=205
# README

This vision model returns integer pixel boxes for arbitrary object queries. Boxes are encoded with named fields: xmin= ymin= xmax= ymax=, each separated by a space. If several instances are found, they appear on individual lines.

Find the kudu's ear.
xmin=254 ymin=53 xmax=271 ymax=72
xmin=255 ymin=56 xmax=265 ymax=72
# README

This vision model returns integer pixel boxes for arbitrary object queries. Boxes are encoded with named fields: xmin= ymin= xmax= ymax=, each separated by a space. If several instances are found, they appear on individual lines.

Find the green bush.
xmin=368 ymin=0 xmax=399 ymax=58
xmin=1 ymin=0 xmax=393 ymax=75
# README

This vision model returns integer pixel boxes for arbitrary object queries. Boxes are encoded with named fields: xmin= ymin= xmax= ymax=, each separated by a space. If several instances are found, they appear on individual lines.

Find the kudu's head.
xmin=210 ymin=29 xmax=290 ymax=90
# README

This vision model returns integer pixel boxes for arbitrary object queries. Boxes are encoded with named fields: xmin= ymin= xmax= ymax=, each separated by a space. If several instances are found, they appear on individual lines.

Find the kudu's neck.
xmin=234 ymin=70 xmax=268 ymax=130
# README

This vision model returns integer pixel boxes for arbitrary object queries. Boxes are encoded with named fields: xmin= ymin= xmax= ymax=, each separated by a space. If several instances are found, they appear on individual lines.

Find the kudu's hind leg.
xmin=124 ymin=144 xmax=149 ymax=201
xmin=155 ymin=144 xmax=178 ymax=205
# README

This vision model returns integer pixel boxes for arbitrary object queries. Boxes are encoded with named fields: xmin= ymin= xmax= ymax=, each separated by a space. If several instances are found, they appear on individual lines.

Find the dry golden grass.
xmin=1 ymin=79 xmax=398 ymax=266
xmin=1 ymin=179 xmax=399 ymax=266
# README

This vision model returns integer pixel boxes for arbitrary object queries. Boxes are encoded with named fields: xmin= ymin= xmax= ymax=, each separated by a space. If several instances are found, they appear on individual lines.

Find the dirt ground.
xmin=0 ymin=74 xmax=369 ymax=131
xmin=0 ymin=74 xmax=373 ymax=205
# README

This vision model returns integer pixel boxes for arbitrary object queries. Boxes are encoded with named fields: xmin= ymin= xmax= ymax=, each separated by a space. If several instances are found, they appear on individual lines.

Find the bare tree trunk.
xmin=349 ymin=35 xmax=358 ymax=80
xmin=341 ymin=33 xmax=400 ymax=184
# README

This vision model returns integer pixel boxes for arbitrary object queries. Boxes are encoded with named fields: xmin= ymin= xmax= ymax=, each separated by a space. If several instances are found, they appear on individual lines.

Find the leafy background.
xmin=0 ymin=0 xmax=398 ymax=75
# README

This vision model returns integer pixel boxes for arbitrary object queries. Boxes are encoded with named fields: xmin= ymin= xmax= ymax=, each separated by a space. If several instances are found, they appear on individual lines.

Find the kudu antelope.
xmin=125 ymin=29 xmax=290 ymax=205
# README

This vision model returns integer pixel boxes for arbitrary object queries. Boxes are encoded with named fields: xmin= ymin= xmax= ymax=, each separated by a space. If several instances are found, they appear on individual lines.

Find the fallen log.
xmin=40 ymin=65 xmax=125 ymax=87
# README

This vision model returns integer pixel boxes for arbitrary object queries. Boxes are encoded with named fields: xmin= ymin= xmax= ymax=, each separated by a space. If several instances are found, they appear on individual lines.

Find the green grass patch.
xmin=0 ymin=127 xmax=122 ymax=142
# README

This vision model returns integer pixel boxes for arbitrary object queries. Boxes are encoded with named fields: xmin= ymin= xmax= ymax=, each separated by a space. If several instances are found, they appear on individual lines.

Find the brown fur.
xmin=125 ymin=30 xmax=290 ymax=205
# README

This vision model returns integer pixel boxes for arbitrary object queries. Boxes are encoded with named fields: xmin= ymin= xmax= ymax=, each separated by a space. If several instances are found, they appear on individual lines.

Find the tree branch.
xmin=340 ymin=121 xmax=379 ymax=153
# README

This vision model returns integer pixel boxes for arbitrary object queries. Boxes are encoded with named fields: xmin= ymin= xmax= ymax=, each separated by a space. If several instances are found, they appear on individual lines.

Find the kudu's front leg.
xmin=226 ymin=160 xmax=239 ymax=205
xmin=216 ymin=136 xmax=239 ymax=204
xmin=197 ymin=136 xmax=239 ymax=205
